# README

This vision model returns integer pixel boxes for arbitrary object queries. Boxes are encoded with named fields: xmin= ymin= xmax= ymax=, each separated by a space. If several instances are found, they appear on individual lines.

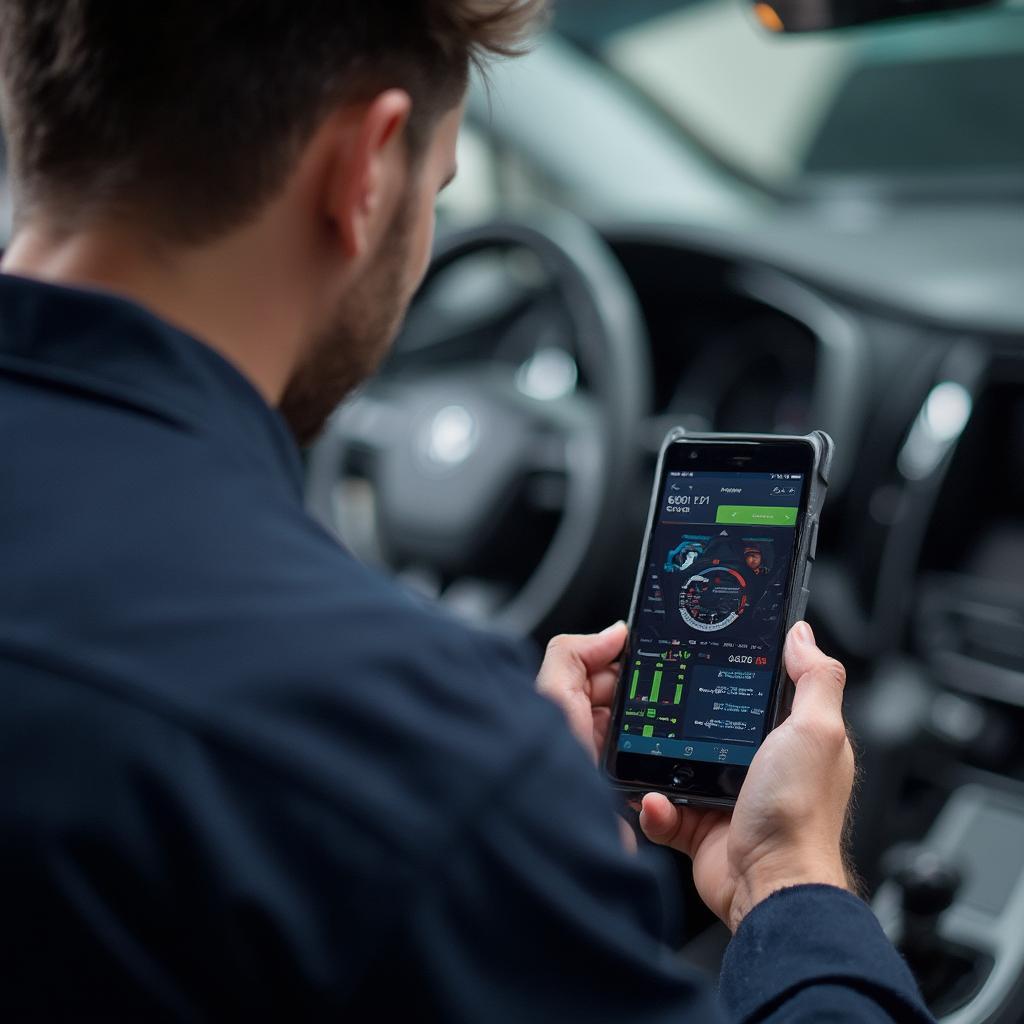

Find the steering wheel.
xmin=306 ymin=211 xmax=651 ymax=638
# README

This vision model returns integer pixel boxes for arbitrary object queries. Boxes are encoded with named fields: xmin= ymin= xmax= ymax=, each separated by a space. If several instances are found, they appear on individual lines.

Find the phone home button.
xmin=671 ymin=766 xmax=695 ymax=788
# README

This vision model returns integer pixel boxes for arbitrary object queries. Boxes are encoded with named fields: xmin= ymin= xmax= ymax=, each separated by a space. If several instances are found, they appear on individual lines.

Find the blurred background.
xmin=5 ymin=2 xmax=1024 ymax=1020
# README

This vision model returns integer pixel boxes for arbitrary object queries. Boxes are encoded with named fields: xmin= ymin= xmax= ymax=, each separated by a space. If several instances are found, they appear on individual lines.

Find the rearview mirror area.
xmin=751 ymin=0 xmax=998 ymax=33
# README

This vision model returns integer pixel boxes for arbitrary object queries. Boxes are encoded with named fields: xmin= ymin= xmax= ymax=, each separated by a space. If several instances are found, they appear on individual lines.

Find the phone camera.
xmin=689 ymin=451 xmax=699 ymax=460
xmin=671 ymin=767 xmax=695 ymax=787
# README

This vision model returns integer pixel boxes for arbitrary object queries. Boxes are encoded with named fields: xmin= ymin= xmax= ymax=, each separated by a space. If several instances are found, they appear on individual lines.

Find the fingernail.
xmin=601 ymin=620 xmax=626 ymax=636
xmin=793 ymin=621 xmax=815 ymax=646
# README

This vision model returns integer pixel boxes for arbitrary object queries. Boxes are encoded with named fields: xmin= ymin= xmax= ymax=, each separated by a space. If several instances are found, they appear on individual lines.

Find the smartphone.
xmin=603 ymin=430 xmax=833 ymax=809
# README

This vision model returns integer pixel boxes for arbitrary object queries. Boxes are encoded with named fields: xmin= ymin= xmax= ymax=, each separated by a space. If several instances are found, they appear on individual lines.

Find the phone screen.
xmin=608 ymin=440 xmax=815 ymax=799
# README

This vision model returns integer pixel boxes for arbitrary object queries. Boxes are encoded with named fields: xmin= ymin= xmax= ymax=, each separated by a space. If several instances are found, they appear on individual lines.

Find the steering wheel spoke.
xmin=326 ymin=388 xmax=406 ymax=453
xmin=439 ymin=577 xmax=513 ymax=623
xmin=517 ymin=391 xmax=602 ymax=511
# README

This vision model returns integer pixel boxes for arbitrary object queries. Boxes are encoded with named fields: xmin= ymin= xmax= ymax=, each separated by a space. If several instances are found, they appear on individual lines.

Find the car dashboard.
xmin=600 ymin=223 xmax=1024 ymax=680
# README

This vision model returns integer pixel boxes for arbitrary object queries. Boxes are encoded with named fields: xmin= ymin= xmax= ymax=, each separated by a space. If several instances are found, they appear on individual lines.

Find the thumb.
xmin=785 ymin=622 xmax=847 ymax=721
xmin=581 ymin=620 xmax=629 ymax=668
xmin=543 ymin=621 xmax=627 ymax=676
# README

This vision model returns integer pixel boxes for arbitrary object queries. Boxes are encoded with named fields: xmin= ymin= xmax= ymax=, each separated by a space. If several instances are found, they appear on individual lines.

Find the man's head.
xmin=0 ymin=1 xmax=545 ymax=442
xmin=744 ymin=546 xmax=763 ymax=572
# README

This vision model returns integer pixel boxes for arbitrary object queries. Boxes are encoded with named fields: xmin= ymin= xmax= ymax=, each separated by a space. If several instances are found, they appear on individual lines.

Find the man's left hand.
xmin=536 ymin=622 xmax=628 ymax=764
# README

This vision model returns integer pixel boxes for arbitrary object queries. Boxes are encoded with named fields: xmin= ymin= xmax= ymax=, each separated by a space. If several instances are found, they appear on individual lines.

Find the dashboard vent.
xmin=918 ymin=573 xmax=1024 ymax=707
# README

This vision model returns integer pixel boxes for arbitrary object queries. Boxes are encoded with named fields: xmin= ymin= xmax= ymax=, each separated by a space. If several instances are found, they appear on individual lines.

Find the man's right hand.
xmin=637 ymin=622 xmax=855 ymax=932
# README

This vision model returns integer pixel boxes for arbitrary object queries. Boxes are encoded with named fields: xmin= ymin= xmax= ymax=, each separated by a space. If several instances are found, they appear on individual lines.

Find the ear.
xmin=325 ymin=90 xmax=413 ymax=263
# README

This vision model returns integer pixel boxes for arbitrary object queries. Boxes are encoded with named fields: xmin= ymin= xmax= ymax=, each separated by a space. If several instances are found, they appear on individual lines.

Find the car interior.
xmin=301 ymin=2 xmax=1024 ymax=1019
xmin=3 ymin=1 xmax=1022 ymax=1021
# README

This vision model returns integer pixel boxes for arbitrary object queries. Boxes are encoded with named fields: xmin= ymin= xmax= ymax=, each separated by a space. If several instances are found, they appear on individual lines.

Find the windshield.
xmin=557 ymin=0 xmax=1024 ymax=194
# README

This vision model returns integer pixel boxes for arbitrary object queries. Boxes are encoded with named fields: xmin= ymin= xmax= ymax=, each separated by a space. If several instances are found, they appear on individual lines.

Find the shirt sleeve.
xmin=720 ymin=885 xmax=935 ymax=1023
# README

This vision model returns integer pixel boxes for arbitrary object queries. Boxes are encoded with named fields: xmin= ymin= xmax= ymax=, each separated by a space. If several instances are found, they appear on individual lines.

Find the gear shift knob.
xmin=882 ymin=844 xmax=992 ymax=1018
xmin=893 ymin=847 xmax=961 ymax=914
xmin=884 ymin=845 xmax=962 ymax=956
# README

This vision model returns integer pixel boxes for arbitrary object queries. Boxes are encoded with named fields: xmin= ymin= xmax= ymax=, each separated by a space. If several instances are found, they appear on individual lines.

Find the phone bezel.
xmin=605 ymin=437 xmax=817 ymax=805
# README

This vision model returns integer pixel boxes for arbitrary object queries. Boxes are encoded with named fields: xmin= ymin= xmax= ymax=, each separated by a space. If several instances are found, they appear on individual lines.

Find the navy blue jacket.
xmin=0 ymin=273 xmax=932 ymax=1022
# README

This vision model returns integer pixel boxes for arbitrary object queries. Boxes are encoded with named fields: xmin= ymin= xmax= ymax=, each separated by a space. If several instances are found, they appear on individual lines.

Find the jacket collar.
xmin=0 ymin=271 xmax=304 ymax=497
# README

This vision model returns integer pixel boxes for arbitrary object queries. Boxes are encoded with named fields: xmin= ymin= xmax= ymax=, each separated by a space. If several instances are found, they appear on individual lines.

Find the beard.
xmin=279 ymin=199 xmax=416 ymax=447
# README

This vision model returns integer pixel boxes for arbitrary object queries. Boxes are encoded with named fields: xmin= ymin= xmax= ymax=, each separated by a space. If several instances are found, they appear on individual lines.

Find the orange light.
xmin=753 ymin=2 xmax=785 ymax=32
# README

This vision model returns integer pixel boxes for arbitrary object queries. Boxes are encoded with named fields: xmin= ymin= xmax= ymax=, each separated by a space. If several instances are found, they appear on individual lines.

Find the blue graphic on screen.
xmin=618 ymin=471 xmax=805 ymax=767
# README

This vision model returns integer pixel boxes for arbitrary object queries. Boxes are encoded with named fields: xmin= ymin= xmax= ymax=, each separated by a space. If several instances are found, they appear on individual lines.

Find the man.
xmin=0 ymin=2 xmax=932 ymax=1021
xmin=744 ymin=545 xmax=768 ymax=576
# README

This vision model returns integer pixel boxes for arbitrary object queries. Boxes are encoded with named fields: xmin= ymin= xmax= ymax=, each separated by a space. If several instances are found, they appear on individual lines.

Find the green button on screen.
xmin=715 ymin=505 xmax=798 ymax=527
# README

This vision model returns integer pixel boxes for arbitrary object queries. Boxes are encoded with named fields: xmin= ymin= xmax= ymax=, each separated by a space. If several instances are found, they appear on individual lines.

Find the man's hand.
xmin=537 ymin=621 xmax=635 ymax=851
xmin=637 ymin=622 xmax=854 ymax=932
xmin=536 ymin=622 xmax=628 ymax=765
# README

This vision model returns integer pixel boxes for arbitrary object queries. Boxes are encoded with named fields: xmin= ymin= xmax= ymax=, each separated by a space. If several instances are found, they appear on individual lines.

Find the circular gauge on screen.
xmin=679 ymin=567 xmax=748 ymax=631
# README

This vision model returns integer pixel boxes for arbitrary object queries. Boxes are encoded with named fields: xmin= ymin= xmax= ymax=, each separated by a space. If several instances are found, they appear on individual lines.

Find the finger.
xmin=638 ymin=793 xmax=686 ymax=848
xmin=537 ymin=624 xmax=627 ymax=707
xmin=640 ymin=798 xmax=731 ymax=861
xmin=785 ymin=622 xmax=847 ymax=721
xmin=589 ymin=664 xmax=620 ymax=709
xmin=545 ymin=622 xmax=627 ymax=676
xmin=574 ymin=621 xmax=628 ymax=671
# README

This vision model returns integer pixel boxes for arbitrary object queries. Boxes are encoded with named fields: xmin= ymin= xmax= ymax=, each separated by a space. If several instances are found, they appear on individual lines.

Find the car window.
xmin=438 ymin=116 xmax=564 ymax=226
xmin=559 ymin=0 xmax=1024 ymax=192
xmin=436 ymin=121 xmax=502 ymax=224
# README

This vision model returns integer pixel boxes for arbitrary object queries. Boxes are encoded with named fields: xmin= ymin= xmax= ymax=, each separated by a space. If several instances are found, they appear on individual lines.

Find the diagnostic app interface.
xmin=618 ymin=470 xmax=806 ymax=767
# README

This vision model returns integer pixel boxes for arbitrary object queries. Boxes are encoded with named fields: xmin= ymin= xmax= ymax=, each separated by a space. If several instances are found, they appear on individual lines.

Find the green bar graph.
xmin=642 ymin=725 xmax=654 ymax=738
xmin=650 ymin=669 xmax=662 ymax=703
xmin=629 ymin=669 xmax=639 ymax=699
xmin=674 ymin=683 xmax=683 ymax=704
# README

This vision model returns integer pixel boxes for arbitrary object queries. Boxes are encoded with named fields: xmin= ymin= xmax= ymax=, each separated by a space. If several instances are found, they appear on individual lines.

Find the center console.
xmin=873 ymin=785 xmax=1024 ymax=1023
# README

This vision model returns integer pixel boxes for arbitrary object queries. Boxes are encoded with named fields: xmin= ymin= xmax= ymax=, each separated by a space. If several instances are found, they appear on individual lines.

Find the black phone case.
xmin=602 ymin=428 xmax=834 ymax=809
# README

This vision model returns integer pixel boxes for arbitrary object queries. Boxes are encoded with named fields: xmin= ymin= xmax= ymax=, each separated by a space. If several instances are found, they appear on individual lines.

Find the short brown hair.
xmin=0 ymin=1 xmax=546 ymax=242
